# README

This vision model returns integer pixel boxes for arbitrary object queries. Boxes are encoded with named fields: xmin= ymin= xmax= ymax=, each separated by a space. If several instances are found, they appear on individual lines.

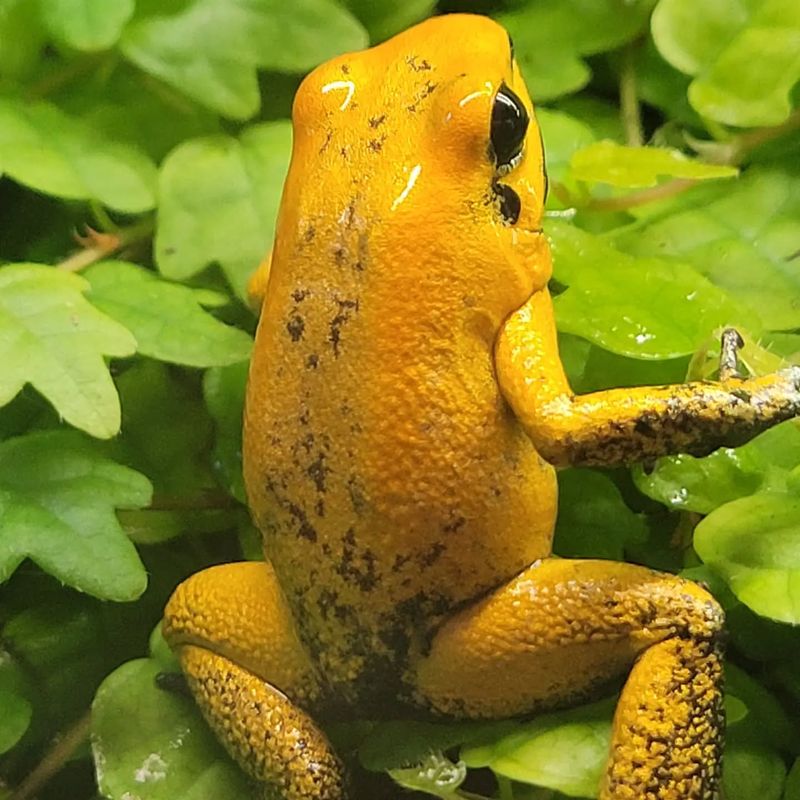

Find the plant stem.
xmin=619 ymin=44 xmax=643 ymax=147
xmin=731 ymin=107 xmax=800 ymax=163
xmin=56 ymin=219 xmax=153 ymax=273
xmin=496 ymin=776 xmax=515 ymax=800
xmin=10 ymin=712 xmax=92 ymax=800
xmin=583 ymin=178 xmax=696 ymax=212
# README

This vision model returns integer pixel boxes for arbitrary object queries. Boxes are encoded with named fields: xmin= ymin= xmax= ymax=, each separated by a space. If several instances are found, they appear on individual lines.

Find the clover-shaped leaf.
xmin=0 ymin=264 xmax=136 ymax=438
xmin=156 ymin=123 xmax=291 ymax=298
xmin=0 ymin=98 xmax=156 ymax=213
xmin=85 ymin=261 xmax=252 ymax=368
xmin=0 ymin=431 xmax=150 ymax=601
xmin=652 ymin=0 xmax=800 ymax=126
xmin=120 ymin=0 xmax=367 ymax=120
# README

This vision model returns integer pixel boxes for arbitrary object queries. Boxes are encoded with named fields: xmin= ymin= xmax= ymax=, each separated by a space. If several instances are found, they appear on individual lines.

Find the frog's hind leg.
xmin=163 ymin=561 xmax=346 ymax=800
xmin=409 ymin=558 xmax=724 ymax=800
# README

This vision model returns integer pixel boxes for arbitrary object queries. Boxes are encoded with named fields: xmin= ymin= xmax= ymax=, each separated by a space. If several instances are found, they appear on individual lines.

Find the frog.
xmin=162 ymin=13 xmax=800 ymax=800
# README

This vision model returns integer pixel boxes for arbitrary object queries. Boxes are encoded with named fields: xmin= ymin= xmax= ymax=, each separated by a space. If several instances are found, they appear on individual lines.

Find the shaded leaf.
xmin=85 ymin=261 xmax=252 ymax=368
xmin=0 ymin=264 xmax=136 ymax=438
xmin=0 ymin=0 xmax=45 ymax=80
xmin=120 ymin=0 xmax=367 ymax=119
xmin=555 ymin=469 xmax=647 ymax=560
xmin=156 ymin=123 xmax=291 ymax=298
xmin=722 ymin=742 xmax=785 ymax=800
xmin=0 ymin=97 xmax=156 ymax=212
xmin=342 ymin=0 xmax=434 ymax=41
xmin=0 ymin=653 xmax=32 ymax=754
xmin=203 ymin=361 xmax=249 ymax=502
xmin=0 ymin=431 xmax=150 ymax=601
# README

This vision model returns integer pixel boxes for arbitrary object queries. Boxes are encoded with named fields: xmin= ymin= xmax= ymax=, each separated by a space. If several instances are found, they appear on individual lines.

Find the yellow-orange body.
xmin=164 ymin=14 xmax=800 ymax=800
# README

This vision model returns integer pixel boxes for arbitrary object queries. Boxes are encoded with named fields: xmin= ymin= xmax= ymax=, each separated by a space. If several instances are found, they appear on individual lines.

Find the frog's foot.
xmin=409 ymin=558 xmax=724 ymax=800
xmin=163 ymin=562 xmax=346 ymax=800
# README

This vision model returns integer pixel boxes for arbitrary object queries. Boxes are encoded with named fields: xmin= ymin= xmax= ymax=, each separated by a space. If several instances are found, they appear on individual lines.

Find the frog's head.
xmin=283 ymin=14 xmax=550 ymax=321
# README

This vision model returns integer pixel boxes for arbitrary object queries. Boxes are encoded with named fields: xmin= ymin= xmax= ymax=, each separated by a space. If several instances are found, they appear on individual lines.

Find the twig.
xmin=10 ymin=712 xmax=92 ymax=800
xmin=582 ymin=178 xmax=696 ymax=212
xmin=56 ymin=220 xmax=153 ymax=273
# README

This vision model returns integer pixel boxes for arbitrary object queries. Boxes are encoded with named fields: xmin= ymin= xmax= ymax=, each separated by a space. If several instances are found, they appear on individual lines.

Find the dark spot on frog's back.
xmin=305 ymin=353 xmax=319 ymax=370
xmin=406 ymin=55 xmax=432 ymax=72
xmin=329 ymin=298 xmax=359 ymax=357
xmin=368 ymin=137 xmax=386 ymax=153
xmin=307 ymin=451 xmax=328 ymax=493
xmin=287 ymin=503 xmax=317 ymax=543
xmin=286 ymin=314 xmax=305 ymax=342
xmin=292 ymin=288 xmax=309 ymax=302
xmin=368 ymin=114 xmax=386 ymax=129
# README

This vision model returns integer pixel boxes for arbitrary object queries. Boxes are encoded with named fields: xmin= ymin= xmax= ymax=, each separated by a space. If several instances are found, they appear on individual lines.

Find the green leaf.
xmin=0 ymin=0 xmax=45 ymax=80
xmin=0 ymin=98 xmax=157 ymax=213
xmin=359 ymin=719 xmax=515 ymax=773
xmin=652 ymin=0 xmax=800 ymax=126
xmin=388 ymin=753 xmax=466 ymax=798
xmin=462 ymin=699 xmax=614 ymax=798
xmin=694 ymin=492 xmax=800 ymax=623
xmin=120 ymin=0 xmax=367 ymax=119
xmin=497 ymin=0 xmax=653 ymax=101
xmin=156 ymin=123 xmax=291 ymax=298
xmin=203 ymin=362 xmax=249 ymax=502
xmin=635 ymin=448 xmax=764 ymax=514
xmin=636 ymin=420 xmax=800 ymax=513
xmin=785 ymin=758 xmax=800 ymax=800
xmin=100 ymin=360 xmax=215 ymax=498
xmin=53 ymin=62 xmax=220 ymax=164
xmin=92 ymin=658 xmax=252 ymax=800
xmin=0 ymin=652 xmax=32 ymax=754
xmin=536 ymin=108 xmax=595 ymax=201
xmin=555 ymin=469 xmax=647 ymax=560
xmin=725 ymin=663 xmax=798 ymax=752
xmin=548 ymin=221 xmax=756 ymax=359
xmin=614 ymin=168 xmax=800 ymax=332
xmin=0 ymin=264 xmax=136 ymax=438
xmin=0 ymin=431 xmax=150 ymax=601
xmin=342 ymin=0 xmax=434 ymax=41
xmin=569 ymin=141 xmax=737 ymax=188
xmin=722 ymin=742 xmax=786 ymax=800
xmin=85 ymin=261 xmax=252 ymax=367
xmin=39 ymin=0 xmax=134 ymax=51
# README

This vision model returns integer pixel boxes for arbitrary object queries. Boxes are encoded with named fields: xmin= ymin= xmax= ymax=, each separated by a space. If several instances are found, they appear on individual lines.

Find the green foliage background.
xmin=0 ymin=0 xmax=799 ymax=798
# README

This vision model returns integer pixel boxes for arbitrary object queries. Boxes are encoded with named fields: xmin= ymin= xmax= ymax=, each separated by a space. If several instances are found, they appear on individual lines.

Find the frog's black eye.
xmin=490 ymin=84 xmax=529 ymax=170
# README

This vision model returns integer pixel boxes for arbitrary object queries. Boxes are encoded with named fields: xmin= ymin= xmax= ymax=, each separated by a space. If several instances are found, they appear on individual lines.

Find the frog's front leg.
xmin=409 ymin=559 xmax=724 ymax=800
xmin=163 ymin=562 xmax=346 ymax=800
xmin=496 ymin=289 xmax=800 ymax=466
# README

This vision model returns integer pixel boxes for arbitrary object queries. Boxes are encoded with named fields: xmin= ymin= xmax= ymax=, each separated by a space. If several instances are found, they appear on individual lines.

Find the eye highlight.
xmin=490 ymin=84 xmax=529 ymax=170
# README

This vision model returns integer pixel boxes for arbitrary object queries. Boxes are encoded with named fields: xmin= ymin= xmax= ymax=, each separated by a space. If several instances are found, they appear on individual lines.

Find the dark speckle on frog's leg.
xmin=368 ymin=114 xmax=386 ymax=129
xmin=306 ymin=353 xmax=320 ymax=370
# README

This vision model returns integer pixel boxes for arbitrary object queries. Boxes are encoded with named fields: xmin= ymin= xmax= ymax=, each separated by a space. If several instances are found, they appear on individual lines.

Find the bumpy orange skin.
xmin=164 ymin=14 xmax=800 ymax=800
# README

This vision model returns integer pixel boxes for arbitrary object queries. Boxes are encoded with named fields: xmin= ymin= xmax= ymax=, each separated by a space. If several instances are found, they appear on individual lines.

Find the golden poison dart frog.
xmin=163 ymin=14 xmax=800 ymax=799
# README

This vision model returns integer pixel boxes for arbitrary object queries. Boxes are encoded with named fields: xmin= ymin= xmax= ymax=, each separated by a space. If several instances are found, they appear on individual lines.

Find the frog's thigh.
xmin=163 ymin=562 xmax=345 ymax=800
xmin=410 ymin=558 xmax=724 ymax=800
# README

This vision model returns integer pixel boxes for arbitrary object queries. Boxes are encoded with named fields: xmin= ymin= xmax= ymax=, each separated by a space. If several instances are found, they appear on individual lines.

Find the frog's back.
xmin=243 ymin=14 xmax=555 ymax=709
